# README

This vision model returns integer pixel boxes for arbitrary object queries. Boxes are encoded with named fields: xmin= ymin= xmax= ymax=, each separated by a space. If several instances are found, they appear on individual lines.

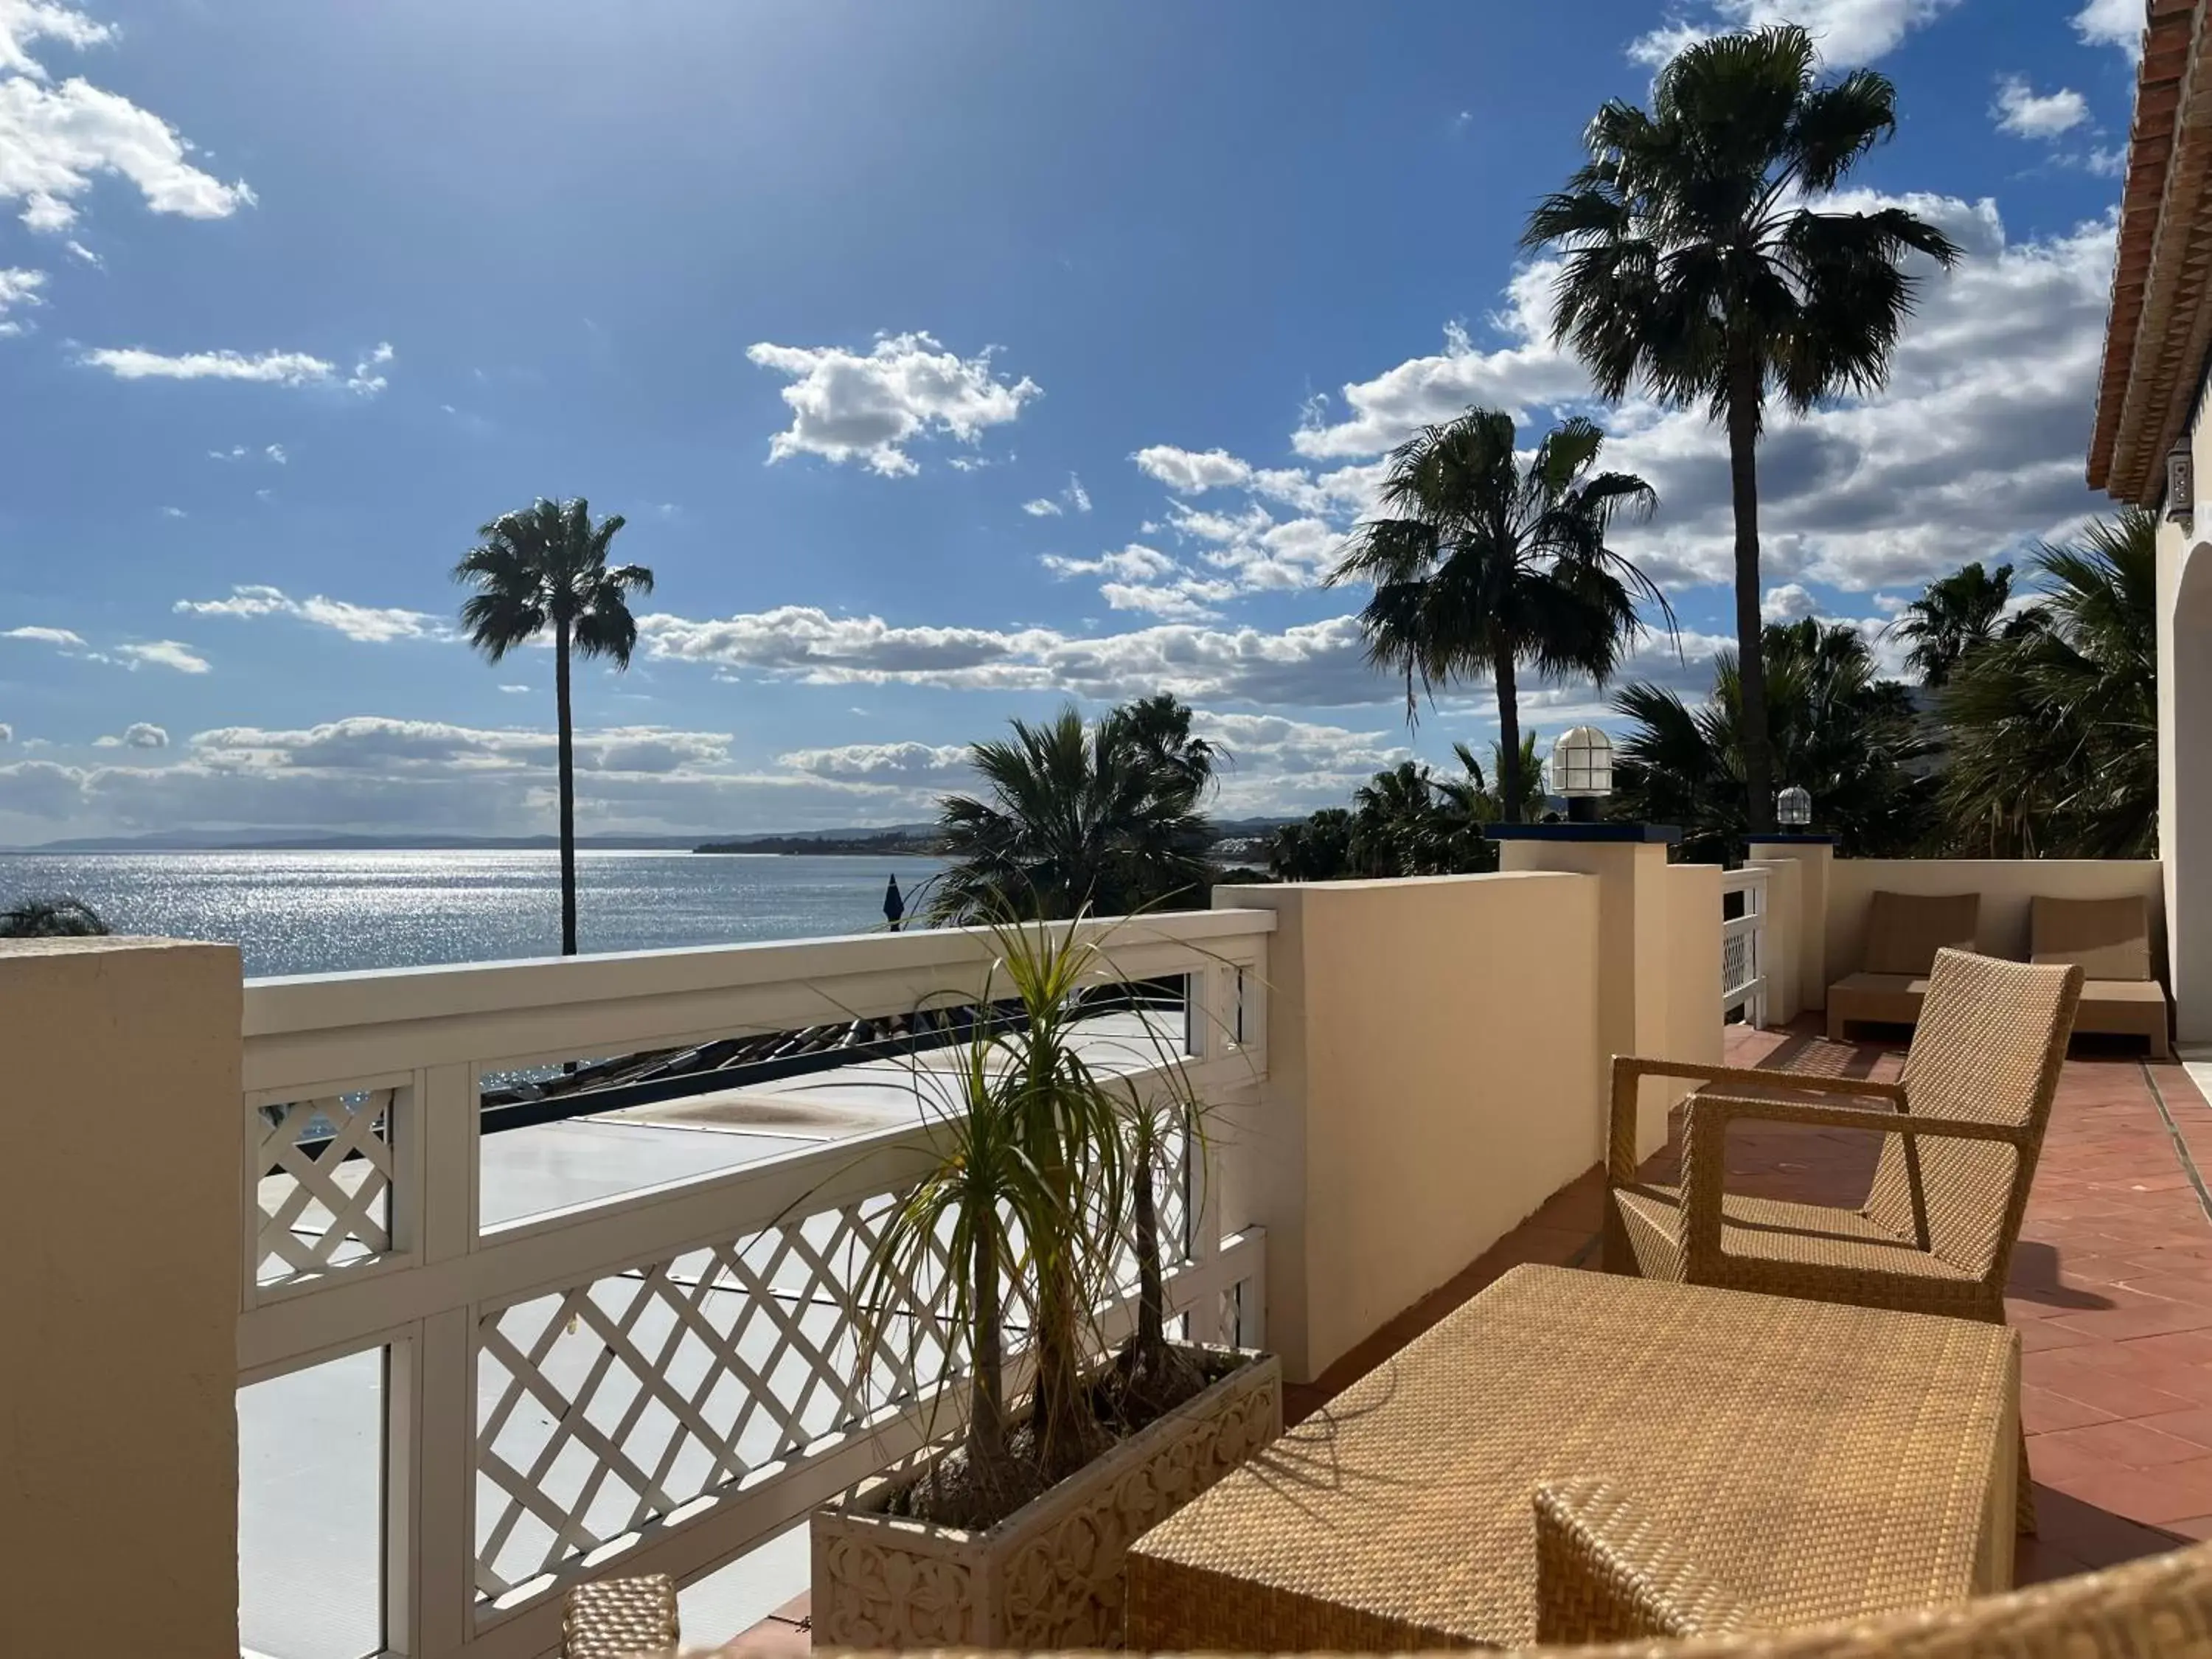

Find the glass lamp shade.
xmin=1551 ymin=726 xmax=1614 ymax=798
xmin=1776 ymin=785 xmax=1813 ymax=827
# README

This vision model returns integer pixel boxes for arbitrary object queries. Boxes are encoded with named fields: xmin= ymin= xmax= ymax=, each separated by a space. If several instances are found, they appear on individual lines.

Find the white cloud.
xmin=61 ymin=234 xmax=94 ymax=263
xmin=640 ymin=605 xmax=1378 ymax=706
xmin=498 ymin=683 xmax=530 ymax=695
xmin=159 ymin=504 xmax=185 ymax=518
xmin=174 ymin=583 xmax=444 ymax=644
xmin=81 ymin=346 xmax=337 ymax=385
xmin=0 ymin=263 xmax=43 ymax=334
xmin=1993 ymin=76 xmax=2088 ymax=140
xmin=265 ymin=442 xmax=286 ymax=464
xmin=189 ymin=717 xmax=733 ymax=776
xmin=1134 ymin=445 xmax=1256 ymax=493
xmin=745 ymin=330 xmax=1039 ymax=476
xmin=93 ymin=721 xmax=166 ymax=749
xmin=1294 ymin=192 xmax=2115 ymax=594
xmin=0 ymin=722 xmax=11 ymax=742
xmin=0 ymin=713 xmax=920 ymax=841
xmin=1020 ymin=473 xmax=1091 ymax=517
xmin=1761 ymin=583 xmax=1820 ymax=622
xmin=0 ymin=1 xmax=112 ymax=79
xmin=1040 ymin=543 xmax=1181 ymax=584
xmin=2073 ymin=0 xmax=2142 ymax=58
xmin=114 ymin=640 xmax=208 ymax=674
xmin=1 ymin=624 xmax=83 ymax=647
xmin=1293 ymin=283 xmax=1595 ymax=459
xmin=346 ymin=341 xmax=392 ymax=396
xmin=779 ymin=740 xmax=972 ymax=785
xmin=1628 ymin=0 xmax=1960 ymax=68
xmin=0 ymin=4 xmax=254 ymax=234
xmin=1037 ymin=543 xmax=1239 ymax=620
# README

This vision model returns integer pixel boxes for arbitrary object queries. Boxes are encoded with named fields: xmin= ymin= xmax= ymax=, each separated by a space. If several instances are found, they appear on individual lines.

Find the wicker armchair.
xmin=562 ymin=1572 xmax=679 ymax=1659
xmin=1604 ymin=947 xmax=2083 ymax=1529
xmin=1526 ymin=1520 xmax=2212 ymax=1658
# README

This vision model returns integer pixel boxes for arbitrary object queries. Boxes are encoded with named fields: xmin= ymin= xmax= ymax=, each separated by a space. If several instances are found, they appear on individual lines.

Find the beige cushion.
xmin=1829 ymin=972 xmax=1932 ymax=1027
xmin=2031 ymin=895 xmax=2152 ymax=981
xmin=1862 ymin=891 xmax=1979 ymax=975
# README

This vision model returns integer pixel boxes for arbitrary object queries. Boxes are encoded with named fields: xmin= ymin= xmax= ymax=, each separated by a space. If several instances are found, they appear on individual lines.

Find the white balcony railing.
xmin=237 ymin=911 xmax=1274 ymax=1659
xmin=1721 ymin=867 xmax=1768 ymax=1029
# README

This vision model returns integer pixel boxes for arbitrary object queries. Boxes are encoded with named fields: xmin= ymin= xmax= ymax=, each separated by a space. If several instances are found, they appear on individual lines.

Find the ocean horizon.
xmin=0 ymin=848 xmax=950 ymax=978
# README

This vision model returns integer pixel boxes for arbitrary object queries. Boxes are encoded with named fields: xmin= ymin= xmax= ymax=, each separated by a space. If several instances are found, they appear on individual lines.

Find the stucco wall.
xmin=1221 ymin=872 xmax=1599 ymax=1382
xmin=1823 ymin=858 xmax=2167 ymax=988
xmin=0 ymin=937 xmax=243 ymax=1658
xmin=1663 ymin=863 xmax=1724 ymax=1086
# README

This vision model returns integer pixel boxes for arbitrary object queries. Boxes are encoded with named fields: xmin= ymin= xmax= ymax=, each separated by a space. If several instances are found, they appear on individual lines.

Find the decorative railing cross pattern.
xmin=252 ymin=1089 xmax=396 ymax=1287
xmin=473 ymin=1194 xmax=955 ymax=1602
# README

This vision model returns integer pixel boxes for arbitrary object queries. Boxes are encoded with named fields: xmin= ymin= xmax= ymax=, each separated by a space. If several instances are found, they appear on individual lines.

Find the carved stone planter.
xmin=811 ymin=1346 xmax=1281 ymax=1649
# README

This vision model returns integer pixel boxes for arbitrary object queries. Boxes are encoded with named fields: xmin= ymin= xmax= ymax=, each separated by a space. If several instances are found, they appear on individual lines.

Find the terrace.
xmin=7 ymin=831 xmax=2205 ymax=1659
xmin=22 ymin=1 xmax=2212 ymax=1650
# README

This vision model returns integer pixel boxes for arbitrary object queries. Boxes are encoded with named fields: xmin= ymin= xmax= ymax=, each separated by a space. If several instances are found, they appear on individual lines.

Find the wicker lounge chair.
xmin=1528 ymin=1523 xmax=2212 ymax=1655
xmin=1607 ymin=947 xmax=2081 ymax=1531
xmin=562 ymin=1572 xmax=679 ymax=1659
xmin=1826 ymin=889 xmax=1980 ymax=1041
xmin=2031 ymin=894 xmax=2171 ymax=1057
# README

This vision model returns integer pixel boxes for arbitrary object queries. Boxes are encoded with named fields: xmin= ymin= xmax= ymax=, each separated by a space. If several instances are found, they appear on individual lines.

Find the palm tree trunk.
xmin=1495 ymin=649 xmax=1523 ymax=824
xmin=967 ymin=1211 xmax=1008 ymax=1475
xmin=554 ymin=614 xmax=578 ymax=956
xmin=1726 ymin=358 xmax=1776 ymax=835
xmin=1132 ymin=1111 xmax=1165 ymax=1374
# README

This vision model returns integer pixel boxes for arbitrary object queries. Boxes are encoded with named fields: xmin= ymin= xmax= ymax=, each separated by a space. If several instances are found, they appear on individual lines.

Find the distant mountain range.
xmin=13 ymin=826 xmax=933 ymax=853
xmin=16 ymin=816 xmax=1303 ymax=855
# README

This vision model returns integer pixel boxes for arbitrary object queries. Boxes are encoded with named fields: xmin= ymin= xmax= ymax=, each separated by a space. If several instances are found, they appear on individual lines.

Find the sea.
xmin=0 ymin=849 xmax=950 ymax=978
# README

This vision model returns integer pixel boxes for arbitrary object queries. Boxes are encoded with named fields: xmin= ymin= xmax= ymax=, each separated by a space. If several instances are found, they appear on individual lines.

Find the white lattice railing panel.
xmin=473 ymin=1193 xmax=956 ymax=1603
xmin=1722 ymin=931 xmax=1752 ymax=993
xmin=252 ymin=1089 xmax=397 ymax=1287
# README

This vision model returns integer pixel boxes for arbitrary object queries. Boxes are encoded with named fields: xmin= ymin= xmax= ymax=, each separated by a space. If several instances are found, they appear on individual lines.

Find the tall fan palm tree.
xmin=927 ymin=697 xmax=1217 ymax=924
xmin=1526 ymin=23 xmax=1961 ymax=832
xmin=1890 ymin=560 xmax=2034 ymax=688
xmin=454 ymin=497 xmax=655 ymax=956
xmin=1939 ymin=511 xmax=2157 ymax=858
xmin=1326 ymin=408 xmax=1667 ymax=822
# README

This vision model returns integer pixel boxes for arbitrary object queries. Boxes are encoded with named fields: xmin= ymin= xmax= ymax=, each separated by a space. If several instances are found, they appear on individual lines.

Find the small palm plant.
xmin=0 ymin=894 xmax=109 ymax=937
xmin=857 ymin=911 xmax=1217 ymax=1523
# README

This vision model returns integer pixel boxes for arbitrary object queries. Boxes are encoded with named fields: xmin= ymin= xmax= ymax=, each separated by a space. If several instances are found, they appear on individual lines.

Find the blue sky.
xmin=0 ymin=0 xmax=2148 ymax=842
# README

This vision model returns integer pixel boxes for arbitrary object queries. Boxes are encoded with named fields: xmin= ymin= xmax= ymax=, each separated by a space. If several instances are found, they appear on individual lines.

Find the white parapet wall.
xmin=1217 ymin=872 xmax=1601 ymax=1384
xmin=0 ymin=936 xmax=243 ymax=1659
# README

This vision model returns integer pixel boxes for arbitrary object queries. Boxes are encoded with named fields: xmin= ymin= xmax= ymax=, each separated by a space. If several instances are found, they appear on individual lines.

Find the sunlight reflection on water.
xmin=0 ymin=849 xmax=947 ymax=976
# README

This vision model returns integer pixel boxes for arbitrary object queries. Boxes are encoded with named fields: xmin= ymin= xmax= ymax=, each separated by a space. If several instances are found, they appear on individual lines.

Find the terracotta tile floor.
xmin=723 ymin=1022 xmax=2211 ymax=1649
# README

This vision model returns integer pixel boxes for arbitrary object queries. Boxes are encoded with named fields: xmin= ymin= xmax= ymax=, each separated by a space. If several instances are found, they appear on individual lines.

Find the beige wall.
xmin=1663 ymin=863 xmax=1724 ymax=1088
xmin=1823 ymin=858 xmax=2166 ymax=988
xmin=0 ymin=937 xmax=243 ymax=1658
xmin=1220 ymin=872 xmax=1599 ymax=1382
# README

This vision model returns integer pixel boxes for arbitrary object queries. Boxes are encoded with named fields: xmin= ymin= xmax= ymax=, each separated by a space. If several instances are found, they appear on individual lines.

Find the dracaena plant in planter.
xmin=810 ymin=914 xmax=1280 ymax=1649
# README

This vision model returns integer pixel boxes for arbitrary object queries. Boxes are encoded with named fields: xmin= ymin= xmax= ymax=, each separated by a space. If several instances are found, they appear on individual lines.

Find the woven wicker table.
xmin=1126 ymin=1264 xmax=2019 ymax=1651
